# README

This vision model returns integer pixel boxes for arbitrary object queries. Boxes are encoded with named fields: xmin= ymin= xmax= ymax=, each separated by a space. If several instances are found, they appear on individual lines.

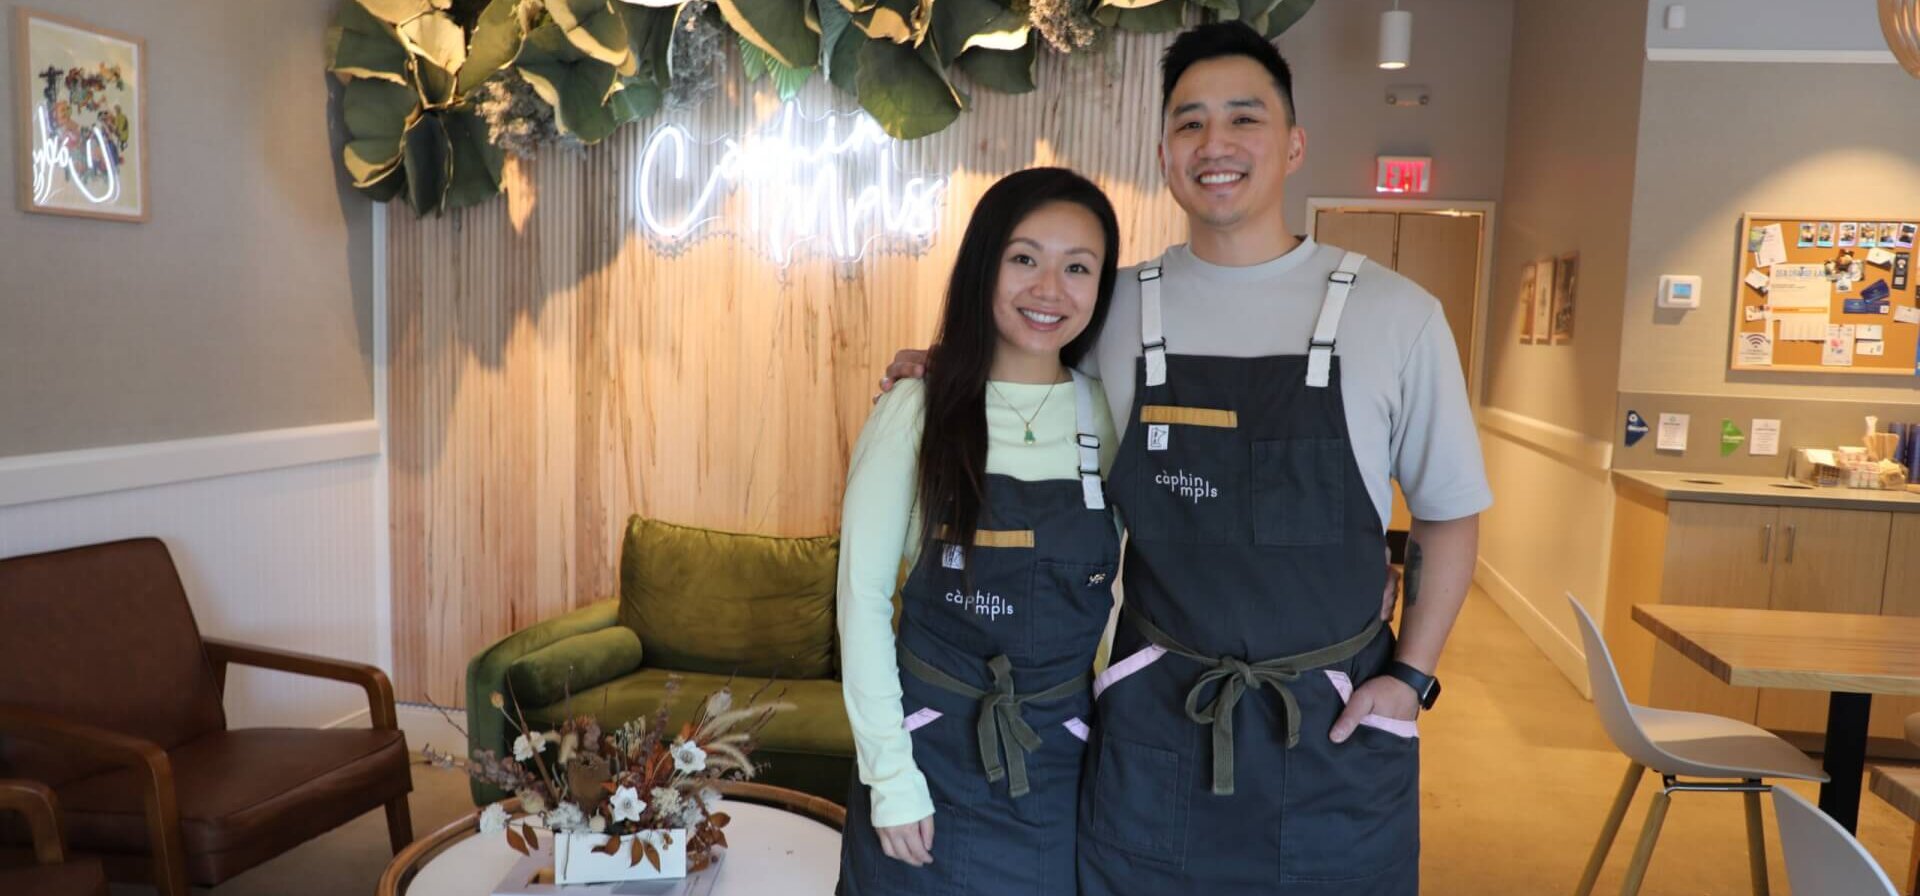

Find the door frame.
xmin=1304 ymin=197 xmax=1496 ymax=413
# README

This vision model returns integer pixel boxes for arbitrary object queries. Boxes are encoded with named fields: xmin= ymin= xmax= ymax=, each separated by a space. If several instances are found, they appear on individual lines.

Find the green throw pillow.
xmin=505 ymin=627 xmax=646 ymax=709
xmin=618 ymin=516 xmax=838 ymax=679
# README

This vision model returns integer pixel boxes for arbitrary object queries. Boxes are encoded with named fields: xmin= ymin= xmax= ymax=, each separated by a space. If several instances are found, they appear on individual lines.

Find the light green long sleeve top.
xmin=836 ymin=376 xmax=1119 ymax=828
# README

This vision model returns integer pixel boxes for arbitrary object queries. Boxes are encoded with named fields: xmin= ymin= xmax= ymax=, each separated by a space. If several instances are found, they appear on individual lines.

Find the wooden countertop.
xmin=1614 ymin=469 xmax=1920 ymax=513
xmin=1632 ymin=604 xmax=1920 ymax=695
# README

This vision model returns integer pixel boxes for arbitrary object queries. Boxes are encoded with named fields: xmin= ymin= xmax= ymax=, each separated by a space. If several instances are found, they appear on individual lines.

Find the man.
xmin=885 ymin=21 xmax=1488 ymax=895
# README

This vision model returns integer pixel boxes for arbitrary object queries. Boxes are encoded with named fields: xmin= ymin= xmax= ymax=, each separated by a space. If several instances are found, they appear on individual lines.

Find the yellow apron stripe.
xmin=1140 ymin=405 xmax=1239 ymax=428
xmin=936 ymin=528 xmax=1037 ymax=548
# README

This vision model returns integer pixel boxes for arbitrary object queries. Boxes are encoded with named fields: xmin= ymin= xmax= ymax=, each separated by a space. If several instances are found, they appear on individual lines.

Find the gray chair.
xmin=1568 ymin=594 xmax=1828 ymax=896
xmin=1773 ymin=785 xmax=1899 ymax=896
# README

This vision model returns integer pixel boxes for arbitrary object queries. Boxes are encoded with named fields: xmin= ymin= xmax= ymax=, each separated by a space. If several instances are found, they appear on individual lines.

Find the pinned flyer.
xmin=1896 ymin=305 xmax=1920 ymax=324
xmin=1868 ymin=247 xmax=1897 ymax=267
xmin=1861 ymin=340 xmax=1886 ymax=357
xmin=1750 ymin=419 xmax=1781 ymax=457
xmin=1657 ymin=413 xmax=1689 ymax=452
xmin=1744 ymin=269 xmax=1771 ymax=293
xmin=1823 ymin=324 xmax=1856 ymax=366
xmin=1744 ymin=305 xmax=1768 ymax=322
xmin=1737 ymin=331 xmax=1773 ymax=366
xmin=1754 ymin=223 xmax=1789 ymax=268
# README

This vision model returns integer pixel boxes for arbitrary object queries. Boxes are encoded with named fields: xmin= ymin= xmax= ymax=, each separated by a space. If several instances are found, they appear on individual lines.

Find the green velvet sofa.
xmin=465 ymin=517 xmax=854 ymax=805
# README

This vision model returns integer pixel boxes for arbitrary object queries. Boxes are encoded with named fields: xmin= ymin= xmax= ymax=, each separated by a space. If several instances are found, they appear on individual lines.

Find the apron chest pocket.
xmin=1252 ymin=439 xmax=1346 ymax=547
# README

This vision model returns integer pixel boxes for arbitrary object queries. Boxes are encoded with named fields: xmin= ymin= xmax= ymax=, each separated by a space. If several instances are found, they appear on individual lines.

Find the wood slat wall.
xmin=389 ymin=35 xmax=1188 ymax=705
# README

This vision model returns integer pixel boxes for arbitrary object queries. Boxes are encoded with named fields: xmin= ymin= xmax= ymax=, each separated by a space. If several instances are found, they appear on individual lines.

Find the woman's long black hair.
xmin=916 ymin=168 xmax=1121 ymax=565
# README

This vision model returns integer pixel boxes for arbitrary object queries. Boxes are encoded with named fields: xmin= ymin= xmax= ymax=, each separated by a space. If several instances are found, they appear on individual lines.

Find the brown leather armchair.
xmin=0 ymin=538 xmax=415 ymax=895
xmin=0 ymin=778 xmax=108 ymax=896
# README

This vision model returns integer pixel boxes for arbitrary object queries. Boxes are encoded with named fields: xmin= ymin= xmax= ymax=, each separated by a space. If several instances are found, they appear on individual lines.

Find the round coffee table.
xmin=381 ymin=783 xmax=844 ymax=895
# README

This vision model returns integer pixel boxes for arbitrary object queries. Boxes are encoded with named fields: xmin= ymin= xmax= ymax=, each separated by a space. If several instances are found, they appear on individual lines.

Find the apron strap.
xmin=1071 ymin=369 xmax=1106 ymax=510
xmin=1138 ymin=264 xmax=1167 ymax=388
xmin=898 ymin=649 xmax=1090 ymax=799
xmin=1307 ymin=251 xmax=1367 ymax=389
xmin=1127 ymin=612 xmax=1384 ymax=796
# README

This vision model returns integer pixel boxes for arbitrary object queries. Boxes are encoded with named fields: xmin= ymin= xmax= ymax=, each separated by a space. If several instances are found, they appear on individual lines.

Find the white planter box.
xmin=552 ymin=829 xmax=688 ymax=884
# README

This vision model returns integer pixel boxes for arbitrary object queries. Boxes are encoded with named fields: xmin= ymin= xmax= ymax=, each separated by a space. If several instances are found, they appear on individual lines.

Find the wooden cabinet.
xmin=1607 ymin=487 xmax=1916 ymax=754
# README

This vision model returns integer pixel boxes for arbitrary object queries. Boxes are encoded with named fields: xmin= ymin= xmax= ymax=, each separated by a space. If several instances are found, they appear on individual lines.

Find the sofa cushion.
xmin=529 ymin=668 xmax=852 ymax=758
xmin=506 ymin=627 xmax=647 ymax=709
xmin=617 ymin=517 xmax=838 ymax=679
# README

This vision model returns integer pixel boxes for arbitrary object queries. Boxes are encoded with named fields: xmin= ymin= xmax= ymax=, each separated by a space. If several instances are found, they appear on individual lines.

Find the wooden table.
xmin=1632 ymin=604 xmax=1920 ymax=832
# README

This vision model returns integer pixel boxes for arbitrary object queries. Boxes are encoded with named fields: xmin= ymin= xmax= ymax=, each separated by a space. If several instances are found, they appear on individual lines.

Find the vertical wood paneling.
xmin=391 ymin=35 xmax=1188 ymax=705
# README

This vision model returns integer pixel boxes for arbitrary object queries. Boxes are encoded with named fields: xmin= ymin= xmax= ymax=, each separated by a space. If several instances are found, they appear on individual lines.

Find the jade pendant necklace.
xmin=988 ymin=379 xmax=1061 ymax=445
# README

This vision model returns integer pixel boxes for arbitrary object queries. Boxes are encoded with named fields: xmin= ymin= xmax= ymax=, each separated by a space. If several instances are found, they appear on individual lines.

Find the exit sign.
xmin=1376 ymin=156 xmax=1432 ymax=194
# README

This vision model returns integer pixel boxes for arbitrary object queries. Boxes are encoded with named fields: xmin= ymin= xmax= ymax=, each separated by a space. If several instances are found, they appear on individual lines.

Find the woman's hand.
xmin=877 ymin=814 xmax=936 ymax=866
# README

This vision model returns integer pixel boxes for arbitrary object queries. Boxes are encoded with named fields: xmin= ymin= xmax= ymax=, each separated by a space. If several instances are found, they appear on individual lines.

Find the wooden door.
xmin=1313 ymin=210 xmax=1397 ymax=261
xmin=1649 ymin=502 xmax=1779 ymax=723
xmin=1871 ymin=513 xmax=1920 ymax=741
xmin=1395 ymin=213 xmax=1481 ymax=376
xmin=1755 ymin=507 xmax=1895 ymax=734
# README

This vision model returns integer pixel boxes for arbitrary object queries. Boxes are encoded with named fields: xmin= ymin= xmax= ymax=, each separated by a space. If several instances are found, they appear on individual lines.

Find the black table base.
xmin=1818 ymin=691 xmax=1873 ymax=833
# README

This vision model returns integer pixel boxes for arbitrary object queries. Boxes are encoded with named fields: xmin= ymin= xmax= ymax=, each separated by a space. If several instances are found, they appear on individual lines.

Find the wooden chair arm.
xmin=0 ymin=778 xmax=67 ymax=864
xmin=203 ymin=638 xmax=398 ymax=731
xmin=0 ymin=705 xmax=189 ymax=896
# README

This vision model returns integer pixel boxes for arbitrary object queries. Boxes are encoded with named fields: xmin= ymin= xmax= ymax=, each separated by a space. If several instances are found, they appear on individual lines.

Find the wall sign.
xmin=633 ymin=103 xmax=948 ymax=266
xmin=14 ymin=8 xmax=147 ymax=222
xmin=1375 ymin=155 xmax=1431 ymax=195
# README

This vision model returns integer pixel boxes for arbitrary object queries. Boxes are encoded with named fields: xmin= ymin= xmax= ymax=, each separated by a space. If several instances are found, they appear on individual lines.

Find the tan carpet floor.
xmin=106 ymin=589 xmax=1914 ymax=894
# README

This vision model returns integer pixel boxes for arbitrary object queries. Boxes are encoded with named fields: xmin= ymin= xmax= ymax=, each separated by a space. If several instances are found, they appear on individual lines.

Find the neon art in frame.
xmin=633 ymin=104 xmax=947 ymax=265
xmin=14 ymin=8 xmax=147 ymax=222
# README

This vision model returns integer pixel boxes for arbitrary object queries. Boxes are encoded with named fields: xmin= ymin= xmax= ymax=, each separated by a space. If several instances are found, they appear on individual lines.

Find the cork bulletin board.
xmin=1731 ymin=214 xmax=1920 ymax=376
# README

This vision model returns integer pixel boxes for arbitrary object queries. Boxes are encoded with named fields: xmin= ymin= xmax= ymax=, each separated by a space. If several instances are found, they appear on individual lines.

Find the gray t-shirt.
xmin=1084 ymin=239 xmax=1492 ymax=529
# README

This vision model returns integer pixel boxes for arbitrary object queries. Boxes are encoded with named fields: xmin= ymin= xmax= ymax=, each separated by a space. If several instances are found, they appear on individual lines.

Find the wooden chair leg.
xmin=1577 ymin=761 xmax=1646 ymax=896
xmin=1618 ymin=789 xmax=1672 ymax=896
xmin=1742 ymin=787 xmax=1769 ymax=896
xmin=385 ymin=795 xmax=415 ymax=855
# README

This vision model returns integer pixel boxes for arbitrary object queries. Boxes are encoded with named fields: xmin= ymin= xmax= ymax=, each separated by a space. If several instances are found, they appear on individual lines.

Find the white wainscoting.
xmin=0 ymin=426 xmax=383 ymax=732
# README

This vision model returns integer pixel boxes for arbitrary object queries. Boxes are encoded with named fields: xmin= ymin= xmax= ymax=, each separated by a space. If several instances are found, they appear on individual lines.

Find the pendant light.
xmin=1379 ymin=1 xmax=1412 ymax=71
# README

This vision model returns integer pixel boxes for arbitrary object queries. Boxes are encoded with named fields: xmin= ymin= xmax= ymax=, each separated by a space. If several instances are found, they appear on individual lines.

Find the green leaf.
xmin=739 ymin=38 xmax=776 ymax=82
xmin=719 ymin=0 xmax=821 ymax=68
xmin=772 ymin=61 xmax=813 ymax=99
xmin=855 ymin=38 xmax=959 ymax=139
xmin=817 ymin=0 xmax=861 ymax=93
xmin=358 ymin=166 xmax=408 ymax=202
xmin=608 ymin=76 xmax=663 ymax=125
xmin=619 ymin=5 xmax=676 ymax=87
xmin=930 ymin=0 xmax=1026 ymax=66
xmin=328 ymin=1 xmax=410 ymax=84
xmin=402 ymin=112 xmax=453 ymax=215
xmin=848 ymin=0 xmax=924 ymax=44
xmin=547 ymin=0 xmax=633 ymax=68
xmin=1255 ymin=0 xmax=1313 ymax=38
xmin=458 ymin=0 xmax=527 ymax=95
xmin=518 ymin=28 xmax=622 ymax=143
xmin=1193 ymin=0 xmax=1238 ymax=17
xmin=444 ymin=108 xmax=506 ymax=209
xmin=342 ymin=78 xmax=421 ymax=186
xmin=398 ymin=10 xmax=468 ymax=74
xmin=360 ymin=0 xmax=437 ymax=25
xmin=954 ymin=41 xmax=1034 ymax=93
xmin=1093 ymin=0 xmax=1185 ymax=33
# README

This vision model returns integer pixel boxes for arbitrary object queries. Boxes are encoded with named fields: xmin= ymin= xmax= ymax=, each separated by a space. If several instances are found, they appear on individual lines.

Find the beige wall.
xmin=1622 ymin=62 xmax=1920 ymax=404
xmin=1476 ymin=0 xmax=1646 ymax=678
xmin=0 ymin=0 xmax=373 ymax=458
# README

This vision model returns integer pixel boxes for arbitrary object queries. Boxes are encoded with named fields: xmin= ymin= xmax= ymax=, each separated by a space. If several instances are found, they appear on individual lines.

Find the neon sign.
xmin=31 ymin=103 xmax=122 ymax=206
xmin=633 ymin=104 xmax=947 ymax=265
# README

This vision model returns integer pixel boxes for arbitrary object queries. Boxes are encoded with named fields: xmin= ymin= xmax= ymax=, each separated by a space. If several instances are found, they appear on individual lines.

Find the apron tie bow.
xmin=898 ymin=649 xmax=1089 ymax=799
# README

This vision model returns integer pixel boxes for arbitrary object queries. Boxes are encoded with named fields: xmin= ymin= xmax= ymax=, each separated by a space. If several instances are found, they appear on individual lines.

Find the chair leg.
xmin=385 ymin=795 xmax=415 ymax=855
xmin=1618 ymin=789 xmax=1672 ymax=896
xmin=1575 ymin=761 xmax=1645 ymax=896
xmin=1742 ymin=786 xmax=1769 ymax=896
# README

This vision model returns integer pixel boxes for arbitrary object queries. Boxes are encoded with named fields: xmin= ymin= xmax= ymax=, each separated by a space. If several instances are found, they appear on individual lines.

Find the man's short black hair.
xmin=1161 ymin=21 xmax=1296 ymax=124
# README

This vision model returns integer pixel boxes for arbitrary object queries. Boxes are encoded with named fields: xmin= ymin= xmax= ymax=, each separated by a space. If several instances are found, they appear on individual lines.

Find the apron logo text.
xmin=1155 ymin=469 xmax=1220 ymax=504
xmin=945 ymin=589 xmax=1015 ymax=619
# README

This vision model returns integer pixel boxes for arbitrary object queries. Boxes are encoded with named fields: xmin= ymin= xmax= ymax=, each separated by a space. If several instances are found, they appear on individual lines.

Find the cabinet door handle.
xmin=1761 ymin=523 xmax=1773 ymax=562
xmin=1785 ymin=524 xmax=1797 ymax=563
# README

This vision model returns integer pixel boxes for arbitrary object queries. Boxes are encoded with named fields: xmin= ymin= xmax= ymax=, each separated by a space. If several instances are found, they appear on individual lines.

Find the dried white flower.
xmin=671 ymin=739 xmax=708 ymax=773
xmin=547 ymin=801 xmax=587 ymax=833
xmin=611 ymin=785 xmax=648 ymax=824
xmin=519 ymin=791 xmax=547 ymax=815
xmin=698 ymin=787 xmax=722 ymax=813
xmin=589 ymin=813 xmax=608 ymax=833
xmin=556 ymin=731 xmax=580 ymax=764
xmin=479 ymin=802 xmax=510 ymax=834
xmin=704 ymin=688 xmax=733 ymax=717
xmin=512 ymin=733 xmax=546 ymax=762
xmin=650 ymin=786 xmax=685 ymax=818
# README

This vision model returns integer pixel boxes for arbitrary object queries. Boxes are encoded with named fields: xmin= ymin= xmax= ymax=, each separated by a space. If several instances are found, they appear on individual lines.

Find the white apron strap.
xmin=1071 ymin=369 xmax=1106 ymax=510
xmin=1138 ymin=264 xmax=1167 ymax=388
xmin=1307 ymin=252 xmax=1366 ymax=389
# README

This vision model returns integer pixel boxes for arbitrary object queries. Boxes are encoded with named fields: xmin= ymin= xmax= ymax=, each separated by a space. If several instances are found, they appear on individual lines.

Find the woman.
xmin=836 ymin=168 xmax=1122 ymax=895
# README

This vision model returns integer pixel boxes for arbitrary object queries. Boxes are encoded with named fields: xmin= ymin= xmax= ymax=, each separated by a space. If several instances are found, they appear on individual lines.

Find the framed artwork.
xmin=1550 ymin=252 xmax=1578 ymax=344
xmin=1530 ymin=258 xmax=1555 ymax=343
xmin=1516 ymin=262 xmax=1538 ymax=344
xmin=14 ymin=8 xmax=147 ymax=222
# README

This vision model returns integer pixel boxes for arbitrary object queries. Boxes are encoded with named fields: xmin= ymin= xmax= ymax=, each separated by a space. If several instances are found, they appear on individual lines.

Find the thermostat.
xmin=1658 ymin=275 xmax=1702 ymax=309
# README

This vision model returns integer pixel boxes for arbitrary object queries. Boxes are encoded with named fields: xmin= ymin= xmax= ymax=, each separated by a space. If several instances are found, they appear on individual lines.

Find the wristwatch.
xmin=1384 ymin=661 xmax=1441 ymax=710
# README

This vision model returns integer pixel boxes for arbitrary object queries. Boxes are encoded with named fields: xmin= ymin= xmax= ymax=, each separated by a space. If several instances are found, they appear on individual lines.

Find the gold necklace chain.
xmin=987 ymin=380 xmax=1061 ymax=445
